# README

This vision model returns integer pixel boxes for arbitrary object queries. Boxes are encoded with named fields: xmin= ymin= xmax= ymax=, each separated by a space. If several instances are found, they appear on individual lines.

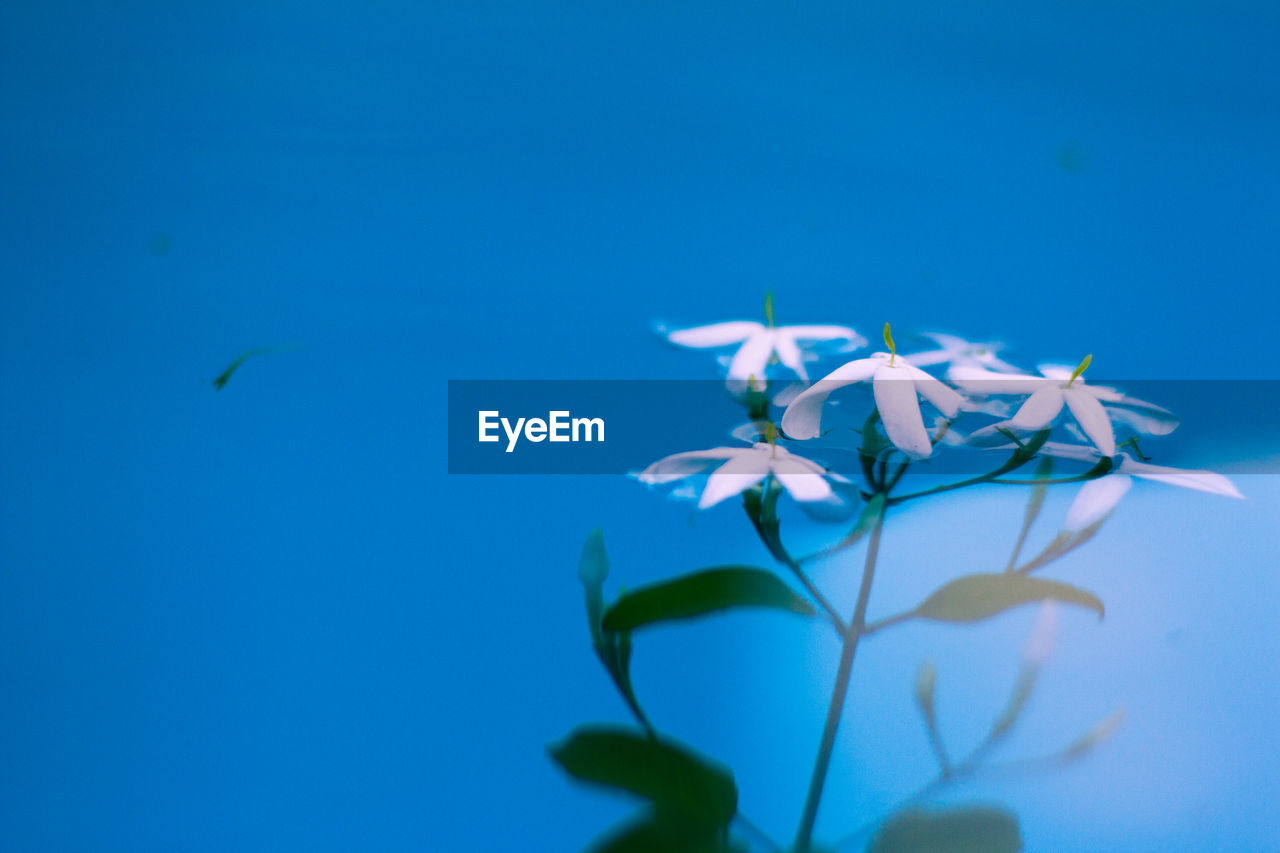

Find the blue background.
xmin=2 ymin=2 xmax=1277 ymax=851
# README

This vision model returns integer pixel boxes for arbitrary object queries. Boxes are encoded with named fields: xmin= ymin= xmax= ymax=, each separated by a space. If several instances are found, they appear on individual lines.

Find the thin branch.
xmin=793 ymin=501 xmax=887 ymax=852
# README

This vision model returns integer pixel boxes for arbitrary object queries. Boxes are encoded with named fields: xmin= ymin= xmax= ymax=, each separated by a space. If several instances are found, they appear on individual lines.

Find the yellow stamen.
xmin=764 ymin=421 xmax=778 ymax=457
xmin=883 ymin=322 xmax=896 ymax=366
xmin=1067 ymin=353 xmax=1092 ymax=387
xmin=764 ymin=291 xmax=776 ymax=328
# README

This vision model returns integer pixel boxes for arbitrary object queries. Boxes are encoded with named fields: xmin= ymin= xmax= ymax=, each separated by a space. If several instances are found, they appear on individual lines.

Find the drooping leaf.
xmin=913 ymin=660 xmax=937 ymax=725
xmin=1015 ymin=510 xmax=1110 ymax=574
xmin=742 ymin=484 xmax=789 ymax=566
xmin=810 ymin=493 xmax=886 ymax=561
xmin=858 ymin=408 xmax=889 ymax=458
xmin=579 ymin=529 xmax=610 ymax=644
xmin=1024 ymin=456 xmax=1054 ymax=526
xmin=914 ymin=573 xmax=1103 ymax=623
xmin=1061 ymin=707 xmax=1125 ymax=760
xmin=988 ymin=666 xmax=1037 ymax=741
xmin=867 ymin=806 xmax=1022 ymax=853
xmin=913 ymin=659 xmax=950 ymax=774
xmin=1015 ymin=427 xmax=1052 ymax=459
xmin=601 ymin=567 xmax=814 ymax=633
xmin=1006 ymin=456 xmax=1054 ymax=571
xmin=549 ymin=727 xmax=737 ymax=827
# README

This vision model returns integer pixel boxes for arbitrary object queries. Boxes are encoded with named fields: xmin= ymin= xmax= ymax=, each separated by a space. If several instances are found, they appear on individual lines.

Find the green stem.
xmin=746 ymin=480 xmax=848 ymax=635
xmin=886 ymin=452 xmax=1035 ymax=504
xmin=990 ymin=473 xmax=1102 ymax=485
xmin=862 ymin=608 xmax=916 ymax=635
xmin=793 ymin=502 xmax=887 ymax=852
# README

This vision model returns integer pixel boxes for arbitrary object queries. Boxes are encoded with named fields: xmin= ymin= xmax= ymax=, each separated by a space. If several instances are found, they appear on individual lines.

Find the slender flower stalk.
xmin=794 ymin=500 xmax=887 ymax=853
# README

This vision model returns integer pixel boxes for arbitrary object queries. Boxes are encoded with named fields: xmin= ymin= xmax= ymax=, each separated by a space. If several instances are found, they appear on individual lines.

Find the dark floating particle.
xmin=210 ymin=345 xmax=297 ymax=390
xmin=149 ymin=232 xmax=173 ymax=256
xmin=1056 ymin=141 xmax=1090 ymax=174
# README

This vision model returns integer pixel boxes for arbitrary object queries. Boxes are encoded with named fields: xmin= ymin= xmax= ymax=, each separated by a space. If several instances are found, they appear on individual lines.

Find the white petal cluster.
xmin=1041 ymin=442 xmax=1244 ymax=531
xmin=652 ymin=312 xmax=1240 ymax=517
xmin=781 ymin=353 xmax=963 ymax=458
xmin=637 ymin=442 xmax=850 ymax=509
xmin=664 ymin=320 xmax=864 ymax=393
xmin=905 ymin=332 xmax=1023 ymax=376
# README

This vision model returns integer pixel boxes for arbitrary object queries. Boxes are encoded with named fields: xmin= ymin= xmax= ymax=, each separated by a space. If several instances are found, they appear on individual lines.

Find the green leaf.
xmin=914 ymin=573 xmax=1104 ymax=623
xmin=988 ymin=666 xmax=1037 ymax=741
xmin=1015 ymin=427 xmax=1051 ymax=459
xmin=549 ymin=727 xmax=737 ymax=827
xmin=913 ymin=660 xmax=937 ymax=725
xmin=587 ymin=809 xmax=744 ymax=853
xmin=579 ymin=529 xmax=610 ymax=645
xmin=868 ymin=806 xmax=1022 ymax=853
xmin=601 ymin=567 xmax=814 ymax=633
xmin=810 ymin=494 xmax=886 ymax=561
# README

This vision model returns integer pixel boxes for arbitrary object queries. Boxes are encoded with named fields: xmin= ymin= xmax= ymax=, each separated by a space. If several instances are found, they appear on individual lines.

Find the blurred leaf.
xmin=587 ymin=809 xmax=745 ymax=853
xmin=913 ymin=660 xmax=937 ymax=724
xmin=1005 ymin=457 xmax=1053 ymax=572
xmin=1014 ymin=428 xmax=1051 ymax=459
xmin=1024 ymin=457 xmax=1053 ymax=522
xmin=858 ymin=410 xmax=889 ymax=460
xmin=601 ymin=567 xmax=814 ymax=633
xmin=867 ymin=806 xmax=1022 ymax=853
xmin=574 ymin=531 xmax=652 ymax=732
xmin=743 ymin=483 xmax=789 ymax=566
xmin=915 ymin=573 xmax=1103 ymax=623
xmin=810 ymin=494 xmax=887 ymax=561
xmin=549 ymin=726 xmax=737 ymax=827
xmin=579 ymin=529 xmax=610 ymax=586
xmin=1015 ymin=512 xmax=1109 ymax=574
xmin=989 ymin=667 xmax=1037 ymax=742
xmin=1061 ymin=707 xmax=1125 ymax=760
xmin=913 ymin=659 xmax=950 ymax=775
xmin=580 ymin=529 xmax=610 ymax=644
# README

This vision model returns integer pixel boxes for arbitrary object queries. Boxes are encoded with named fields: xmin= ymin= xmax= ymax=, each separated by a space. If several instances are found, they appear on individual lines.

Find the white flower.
xmin=663 ymin=320 xmax=865 ymax=393
xmin=953 ymin=358 xmax=1175 ymax=456
xmin=1042 ymin=442 xmax=1244 ymax=531
xmin=904 ymin=332 xmax=1024 ymax=375
xmin=636 ymin=442 xmax=850 ymax=509
xmin=781 ymin=352 xmax=964 ymax=459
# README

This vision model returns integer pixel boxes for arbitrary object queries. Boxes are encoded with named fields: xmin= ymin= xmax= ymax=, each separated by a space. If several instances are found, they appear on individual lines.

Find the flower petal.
xmin=781 ymin=325 xmax=866 ymax=348
xmin=772 ymin=333 xmax=808 ymax=383
xmin=665 ymin=321 xmax=764 ymax=348
xmin=699 ymin=452 xmax=770 ymax=508
xmin=1037 ymin=365 xmax=1076 ymax=382
xmin=726 ymin=330 xmax=777 ymax=393
xmin=1108 ymin=396 xmax=1180 ymax=436
xmin=904 ymin=363 xmax=964 ymax=417
xmin=770 ymin=457 xmax=836 ymax=503
xmin=780 ymin=357 xmax=880 ymax=439
xmin=901 ymin=348 xmax=950 ymax=367
xmin=950 ymin=366 xmax=1049 ymax=395
xmin=1040 ymin=441 xmax=1102 ymax=464
xmin=1105 ymin=405 xmax=1180 ymax=437
xmin=636 ymin=447 xmax=742 ymax=484
xmin=1120 ymin=458 xmax=1243 ymax=498
xmin=922 ymin=332 xmax=968 ymax=350
xmin=1065 ymin=473 xmax=1133 ymax=532
xmin=1063 ymin=388 xmax=1116 ymax=456
xmin=1009 ymin=385 xmax=1066 ymax=429
xmin=873 ymin=364 xmax=932 ymax=458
